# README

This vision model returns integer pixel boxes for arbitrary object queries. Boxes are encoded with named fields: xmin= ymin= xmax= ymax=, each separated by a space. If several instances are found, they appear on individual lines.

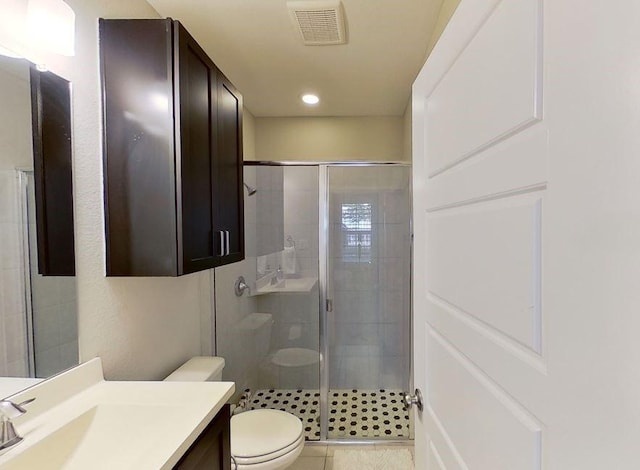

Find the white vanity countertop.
xmin=0 ymin=358 xmax=235 ymax=469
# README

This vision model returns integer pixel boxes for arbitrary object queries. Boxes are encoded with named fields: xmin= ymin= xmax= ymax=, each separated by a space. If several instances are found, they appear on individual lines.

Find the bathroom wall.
xmin=31 ymin=0 xmax=212 ymax=380
xmin=402 ymin=100 xmax=412 ymax=162
xmin=243 ymin=108 xmax=256 ymax=161
xmin=253 ymin=116 xmax=405 ymax=162
xmin=425 ymin=0 xmax=462 ymax=57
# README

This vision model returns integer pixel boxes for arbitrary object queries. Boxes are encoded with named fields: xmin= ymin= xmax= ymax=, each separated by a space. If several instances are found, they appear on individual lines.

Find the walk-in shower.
xmin=217 ymin=162 xmax=412 ymax=442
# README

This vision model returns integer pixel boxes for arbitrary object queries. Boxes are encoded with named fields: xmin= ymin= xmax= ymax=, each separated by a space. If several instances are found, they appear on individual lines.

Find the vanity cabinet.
xmin=100 ymin=19 xmax=244 ymax=276
xmin=174 ymin=405 xmax=231 ymax=470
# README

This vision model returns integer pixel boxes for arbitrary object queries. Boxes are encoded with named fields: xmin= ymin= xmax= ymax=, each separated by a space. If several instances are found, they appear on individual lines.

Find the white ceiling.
xmin=146 ymin=0 xmax=443 ymax=117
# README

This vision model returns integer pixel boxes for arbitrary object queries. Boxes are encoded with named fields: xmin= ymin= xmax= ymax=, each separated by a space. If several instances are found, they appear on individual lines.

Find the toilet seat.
xmin=233 ymin=433 xmax=304 ymax=466
xmin=231 ymin=409 xmax=304 ymax=467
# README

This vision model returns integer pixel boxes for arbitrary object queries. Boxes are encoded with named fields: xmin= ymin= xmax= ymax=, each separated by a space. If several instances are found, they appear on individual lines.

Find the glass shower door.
xmin=324 ymin=165 xmax=412 ymax=440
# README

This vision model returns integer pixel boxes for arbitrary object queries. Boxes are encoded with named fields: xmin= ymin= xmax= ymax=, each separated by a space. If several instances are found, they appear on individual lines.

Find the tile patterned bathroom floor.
xmin=248 ymin=389 xmax=410 ymax=440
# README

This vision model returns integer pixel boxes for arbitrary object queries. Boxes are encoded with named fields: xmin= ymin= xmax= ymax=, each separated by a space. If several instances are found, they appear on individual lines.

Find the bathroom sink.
xmin=2 ymin=404 xmax=181 ymax=470
xmin=0 ymin=358 xmax=235 ymax=470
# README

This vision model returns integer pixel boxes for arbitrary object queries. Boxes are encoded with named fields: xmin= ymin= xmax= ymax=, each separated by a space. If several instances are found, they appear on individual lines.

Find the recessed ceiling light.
xmin=302 ymin=94 xmax=320 ymax=105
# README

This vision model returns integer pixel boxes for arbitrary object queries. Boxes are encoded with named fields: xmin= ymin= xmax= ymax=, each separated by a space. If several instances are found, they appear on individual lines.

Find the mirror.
xmin=0 ymin=54 xmax=77 ymax=390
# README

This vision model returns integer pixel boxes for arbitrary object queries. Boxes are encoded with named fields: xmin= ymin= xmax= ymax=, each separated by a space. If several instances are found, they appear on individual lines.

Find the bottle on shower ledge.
xmin=276 ymin=265 xmax=284 ymax=282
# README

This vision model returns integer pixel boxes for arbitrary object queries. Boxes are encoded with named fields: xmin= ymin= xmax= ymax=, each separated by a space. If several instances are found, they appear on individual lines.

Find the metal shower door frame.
xmin=244 ymin=160 xmax=412 ymax=443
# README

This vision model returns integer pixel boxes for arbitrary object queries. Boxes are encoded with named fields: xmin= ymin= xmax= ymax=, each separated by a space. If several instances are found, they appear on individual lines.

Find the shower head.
xmin=243 ymin=182 xmax=257 ymax=196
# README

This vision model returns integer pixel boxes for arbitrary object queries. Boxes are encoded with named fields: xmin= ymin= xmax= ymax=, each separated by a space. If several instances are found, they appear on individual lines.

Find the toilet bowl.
xmin=165 ymin=356 xmax=304 ymax=470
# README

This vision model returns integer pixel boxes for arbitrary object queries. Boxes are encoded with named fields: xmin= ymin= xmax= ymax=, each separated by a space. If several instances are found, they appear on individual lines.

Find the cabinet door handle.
xmin=219 ymin=231 xmax=225 ymax=257
xmin=225 ymin=231 xmax=230 ymax=256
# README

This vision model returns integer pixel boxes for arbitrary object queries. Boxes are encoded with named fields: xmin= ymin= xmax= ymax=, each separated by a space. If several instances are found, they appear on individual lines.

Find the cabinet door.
xmin=175 ymin=22 xmax=219 ymax=274
xmin=174 ymin=405 xmax=231 ymax=470
xmin=100 ymin=19 xmax=178 ymax=276
xmin=214 ymin=73 xmax=244 ymax=266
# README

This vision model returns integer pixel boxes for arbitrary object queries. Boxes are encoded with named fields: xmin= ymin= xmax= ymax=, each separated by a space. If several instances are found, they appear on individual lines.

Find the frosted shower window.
xmin=340 ymin=203 xmax=372 ymax=263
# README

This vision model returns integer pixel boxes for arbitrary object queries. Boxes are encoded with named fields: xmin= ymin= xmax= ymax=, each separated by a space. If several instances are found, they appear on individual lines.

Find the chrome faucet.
xmin=0 ymin=398 xmax=35 ymax=451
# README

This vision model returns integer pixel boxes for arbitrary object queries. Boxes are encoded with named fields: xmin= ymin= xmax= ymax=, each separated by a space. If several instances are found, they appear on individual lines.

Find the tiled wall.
xmin=255 ymin=166 xmax=284 ymax=258
xmin=256 ymin=167 xmax=320 ymax=389
xmin=214 ymin=259 xmax=258 ymax=398
xmin=216 ymin=165 xmax=411 ymax=394
xmin=0 ymin=171 xmax=78 ymax=379
xmin=282 ymin=167 xmax=319 ymax=279
xmin=0 ymin=56 xmax=33 ymax=377
xmin=215 ymin=166 xmax=259 ymax=398
xmin=328 ymin=166 xmax=411 ymax=390
xmin=25 ymin=173 xmax=78 ymax=378
xmin=0 ymin=171 xmax=29 ymax=377
xmin=217 ymin=166 xmax=321 ymax=392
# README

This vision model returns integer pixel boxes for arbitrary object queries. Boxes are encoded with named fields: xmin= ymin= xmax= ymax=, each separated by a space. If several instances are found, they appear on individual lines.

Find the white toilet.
xmin=165 ymin=356 xmax=304 ymax=470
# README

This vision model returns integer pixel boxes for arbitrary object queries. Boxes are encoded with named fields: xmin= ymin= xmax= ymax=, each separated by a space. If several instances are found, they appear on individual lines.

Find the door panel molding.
xmin=428 ymin=440 xmax=448 ymax=470
xmin=425 ymin=0 xmax=543 ymax=178
xmin=427 ymin=195 xmax=543 ymax=352
xmin=426 ymin=293 xmax=547 ymax=374
xmin=425 ymin=125 xmax=548 ymax=212
xmin=427 ymin=326 xmax=542 ymax=470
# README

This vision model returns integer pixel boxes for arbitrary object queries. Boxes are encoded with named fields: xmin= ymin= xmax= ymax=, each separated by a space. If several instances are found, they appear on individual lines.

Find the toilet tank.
xmin=164 ymin=356 xmax=226 ymax=382
xmin=239 ymin=313 xmax=273 ymax=357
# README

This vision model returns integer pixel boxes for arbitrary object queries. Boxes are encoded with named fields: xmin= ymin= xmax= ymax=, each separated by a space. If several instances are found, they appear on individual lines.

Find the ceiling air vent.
xmin=287 ymin=0 xmax=347 ymax=46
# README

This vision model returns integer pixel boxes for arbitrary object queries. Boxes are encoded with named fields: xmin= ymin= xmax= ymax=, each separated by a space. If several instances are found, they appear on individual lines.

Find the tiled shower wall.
xmin=256 ymin=166 xmax=320 ymax=390
xmin=328 ymin=167 xmax=411 ymax=390
xmin=282 ymin=167 xmax=319 ymax=279
xmin=215 ymin=166 xmax=259 ymax=398
xmin=217 ymin=165 xmax=411 ymax=396
xmin=25 ymin=173 xmax=78 ymax=378
xmin=0 ymin=171 xmax=29 ymax=377
xmin=0 ymin=57 xmax=32 ymax=377
xmin=0 ymin=171 xmax=78 ymax=379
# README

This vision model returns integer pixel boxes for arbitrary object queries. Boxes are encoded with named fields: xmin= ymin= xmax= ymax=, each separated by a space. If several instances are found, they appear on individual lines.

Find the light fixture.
xmin=27 ymin=0 xmax=75 ymax=57
xmin=302 ymin=94 xmax=320 ymax=105
xmin=0 ymin=0 xmax=75 ymax=62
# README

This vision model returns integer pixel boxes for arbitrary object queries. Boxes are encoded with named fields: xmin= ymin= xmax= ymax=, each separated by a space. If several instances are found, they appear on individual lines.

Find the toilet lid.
xmin=231 ymin=409 xmax=303 ymax=461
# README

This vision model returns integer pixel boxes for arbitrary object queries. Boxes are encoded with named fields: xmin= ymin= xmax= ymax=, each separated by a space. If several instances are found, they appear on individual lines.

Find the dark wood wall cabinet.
xmin=174 ymin=405 xmax=231 ymax=470
xmin=100 ymin=19 xmax=244 ymax=276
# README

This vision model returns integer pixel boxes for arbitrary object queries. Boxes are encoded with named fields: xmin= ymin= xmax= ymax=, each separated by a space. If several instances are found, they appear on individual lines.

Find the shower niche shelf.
xmin=100 ymin=18 xmax=244 ymax=276
xmin=253 ymin=276 xmax=318 ymax=295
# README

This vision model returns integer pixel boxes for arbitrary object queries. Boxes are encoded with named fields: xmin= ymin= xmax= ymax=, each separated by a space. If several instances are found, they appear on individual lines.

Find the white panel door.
xmin=413 ymin=0 xmax=640 ymax=468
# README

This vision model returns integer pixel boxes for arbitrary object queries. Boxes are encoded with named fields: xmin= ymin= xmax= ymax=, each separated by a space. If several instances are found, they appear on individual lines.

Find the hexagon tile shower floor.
xmin=249 ymin=388 xmax=410 ymax=440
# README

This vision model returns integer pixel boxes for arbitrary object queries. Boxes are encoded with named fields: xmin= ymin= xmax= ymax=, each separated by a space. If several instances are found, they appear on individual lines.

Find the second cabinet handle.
xmin=225 ymin=231 xmax=230 ymax=255
xmin=219 ymin=231 xmax=225 ymax=257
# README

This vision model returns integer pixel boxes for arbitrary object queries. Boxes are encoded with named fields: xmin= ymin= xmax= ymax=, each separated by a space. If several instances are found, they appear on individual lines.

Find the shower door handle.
xmin=326 ymin=299 xmax=333 ymax=312
xmin=403 ymin=389 xmax=424 ymax=412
